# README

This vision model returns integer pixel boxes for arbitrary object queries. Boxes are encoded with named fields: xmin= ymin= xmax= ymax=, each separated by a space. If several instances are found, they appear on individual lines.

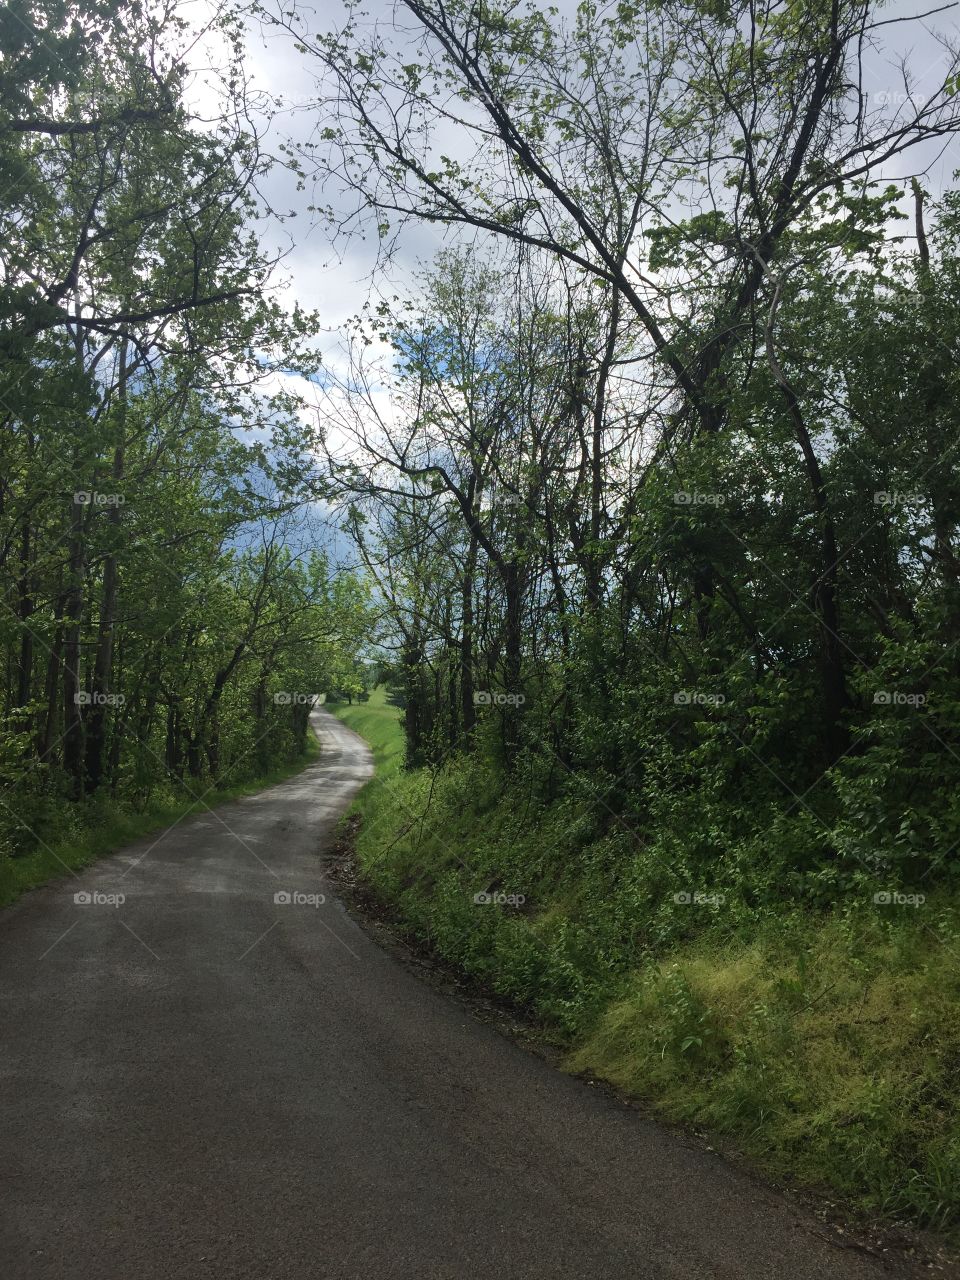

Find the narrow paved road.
xmin=0 ymin=710 xmax=934 ymax=1279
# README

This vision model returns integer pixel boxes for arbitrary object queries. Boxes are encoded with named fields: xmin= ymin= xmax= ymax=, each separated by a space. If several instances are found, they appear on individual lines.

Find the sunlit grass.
xmin=327 ymin=687 xmax=405 ymax=844
xmin=327 ymin=686 xmax=404 ymax=779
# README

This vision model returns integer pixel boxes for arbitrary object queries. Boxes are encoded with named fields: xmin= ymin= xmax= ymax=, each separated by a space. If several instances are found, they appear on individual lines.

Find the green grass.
xmin=566 ymin=912 xmax=960 ymax=1234
xmin=327 ymin=688 xmax=405 ymax=835
xmin=322 ymin=711 xmax=960 ymax=1239
xmin=0 ymin=730 xmax=321 ymax=909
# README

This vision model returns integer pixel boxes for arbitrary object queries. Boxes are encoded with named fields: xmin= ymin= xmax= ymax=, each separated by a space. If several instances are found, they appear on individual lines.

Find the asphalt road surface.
xmin=0 ymin=709 xmax=939 ymax=1279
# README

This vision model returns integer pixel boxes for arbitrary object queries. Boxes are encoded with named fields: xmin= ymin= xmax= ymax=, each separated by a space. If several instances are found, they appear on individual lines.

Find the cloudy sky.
xmin=229 ymin=0 xmax=960 ymax=329
xmin=182 ymin=0 xmax=960 ymax=519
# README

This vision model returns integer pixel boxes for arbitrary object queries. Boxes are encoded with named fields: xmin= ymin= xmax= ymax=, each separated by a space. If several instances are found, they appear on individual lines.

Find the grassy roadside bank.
xmin=330 ymin=690 xmax=960 ymax=1240
xmin=0 ymin=730 xmax=321 ymax=909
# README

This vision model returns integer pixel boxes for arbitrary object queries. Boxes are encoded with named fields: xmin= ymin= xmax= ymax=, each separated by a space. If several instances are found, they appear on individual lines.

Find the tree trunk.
xmin=15 ymin=518 xmax=33 ymax=710
xmin=61 ymin=494 xmax=86 ymax=796
xmin=86 ymin=339 xmax=128 ymax=791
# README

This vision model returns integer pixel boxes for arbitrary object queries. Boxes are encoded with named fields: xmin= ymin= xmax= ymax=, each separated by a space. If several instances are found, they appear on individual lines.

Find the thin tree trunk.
xmin=61 ymin=492 xmax=86 ymax=795
xmin=460 ymin=529 xmax=478 ymax=744
xmin=86 ymin=341 xmax=129 ymax=791
xmin=765 ymin=282 xmax=849 ymax=757
xmin=15 ymin=519 xmax=33 ymax=710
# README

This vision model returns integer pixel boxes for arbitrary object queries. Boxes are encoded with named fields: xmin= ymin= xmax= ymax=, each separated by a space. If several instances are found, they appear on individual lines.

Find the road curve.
xmin=0 ymin=709 xmax=932 ymax=1279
